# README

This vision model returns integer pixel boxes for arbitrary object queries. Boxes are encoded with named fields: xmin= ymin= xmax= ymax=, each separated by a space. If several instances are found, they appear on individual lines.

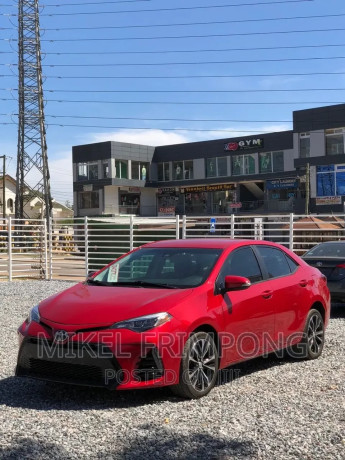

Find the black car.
xmin=302 ymin=241 xmax=345 ymax=303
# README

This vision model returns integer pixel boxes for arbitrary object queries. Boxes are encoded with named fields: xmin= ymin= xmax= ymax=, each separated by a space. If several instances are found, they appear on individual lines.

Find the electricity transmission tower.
xmin=16 ymin=0 xmax=52 ymax=223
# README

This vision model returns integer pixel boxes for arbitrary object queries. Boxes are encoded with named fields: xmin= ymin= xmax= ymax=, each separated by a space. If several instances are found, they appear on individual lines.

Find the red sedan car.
xmin=16 ymin=239 xmax=330 ymax=399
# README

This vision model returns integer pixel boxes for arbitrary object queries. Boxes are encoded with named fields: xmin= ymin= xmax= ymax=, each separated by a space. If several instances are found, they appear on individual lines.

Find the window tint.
xmin=255 ymin=246 xmax=291 ymax=278
xmin=304 ymin=242 xmax=345 ymax=258
xmin=219 ymin=247 xmax=263 ymax=283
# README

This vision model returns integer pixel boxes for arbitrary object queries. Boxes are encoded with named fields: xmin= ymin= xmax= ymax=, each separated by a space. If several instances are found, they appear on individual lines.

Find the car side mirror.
xmin=224 ymin=275 xmax=251 ymax=292
xmin=86 ymin=270 xmax=97 ymax=281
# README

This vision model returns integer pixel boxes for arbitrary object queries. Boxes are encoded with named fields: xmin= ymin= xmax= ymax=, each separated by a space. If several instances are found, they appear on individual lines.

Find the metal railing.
xmin=0 ymin=213 xmax=345 ymax=281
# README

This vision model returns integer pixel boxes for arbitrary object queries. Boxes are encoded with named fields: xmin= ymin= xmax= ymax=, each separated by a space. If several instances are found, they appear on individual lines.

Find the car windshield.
xmin=90 ymin=247 xmax=223 ymax=288
xmin=304 ymin=242 xmax=345 ymax=258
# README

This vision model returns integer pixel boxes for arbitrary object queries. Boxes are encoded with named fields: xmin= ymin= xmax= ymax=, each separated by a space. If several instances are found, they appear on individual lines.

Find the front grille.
xmin=29 ymin=359 xmax=103 ymax=385
xmin=16 ymin=338 xmax=122 ymax=389
xmin=136 ymin=348 xmax=164 ymax=382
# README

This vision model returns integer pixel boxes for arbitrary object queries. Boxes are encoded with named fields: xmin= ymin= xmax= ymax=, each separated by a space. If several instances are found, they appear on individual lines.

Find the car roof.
xmin=142 ymin=239 xmax=285 ymax=250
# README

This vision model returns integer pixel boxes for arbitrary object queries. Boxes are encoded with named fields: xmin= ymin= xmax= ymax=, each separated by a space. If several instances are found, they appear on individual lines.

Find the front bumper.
xmin=16 ymin=323 xmax=181 ymax=390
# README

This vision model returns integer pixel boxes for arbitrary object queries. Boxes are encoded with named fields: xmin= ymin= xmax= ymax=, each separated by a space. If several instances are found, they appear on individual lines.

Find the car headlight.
xmin=28 ymin=305 xmax=40 ymax=324
xmin=111 ymin=312 xmax=172 ymax=333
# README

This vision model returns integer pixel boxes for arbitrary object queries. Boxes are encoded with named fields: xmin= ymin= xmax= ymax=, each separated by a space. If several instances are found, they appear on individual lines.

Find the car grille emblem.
xmin=316 ymin=262 xmax=323 ymax=267
xmin=53 ymin=330 xmax=70 ymax=344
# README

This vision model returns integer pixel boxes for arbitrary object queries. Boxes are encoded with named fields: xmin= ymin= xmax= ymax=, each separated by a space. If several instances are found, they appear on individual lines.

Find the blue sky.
xmin=1 ymin=0 xmax=345 ymax=204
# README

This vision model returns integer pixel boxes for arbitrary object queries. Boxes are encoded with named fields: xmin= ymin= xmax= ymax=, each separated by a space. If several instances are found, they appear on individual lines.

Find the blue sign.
xmin=210 ymin=218 xmax=216 ymax=233
xmin=266 ymin=178 xmax=298 ymax=190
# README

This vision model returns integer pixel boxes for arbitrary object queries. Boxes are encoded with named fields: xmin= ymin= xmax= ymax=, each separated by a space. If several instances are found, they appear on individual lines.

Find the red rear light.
xmin=336 ymin=263 xmax=345 ymax=268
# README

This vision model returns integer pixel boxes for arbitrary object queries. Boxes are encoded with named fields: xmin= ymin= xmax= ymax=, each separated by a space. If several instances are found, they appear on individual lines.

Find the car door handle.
xmin=299 ymin=279 xmax=308 ymax=287
xmin=262 ymin=290 xmax=273 ymax=299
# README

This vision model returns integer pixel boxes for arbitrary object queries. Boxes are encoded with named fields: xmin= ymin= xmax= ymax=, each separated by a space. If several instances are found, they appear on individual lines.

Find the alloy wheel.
xmin=188 ymin=336 xmax=217 ymax=392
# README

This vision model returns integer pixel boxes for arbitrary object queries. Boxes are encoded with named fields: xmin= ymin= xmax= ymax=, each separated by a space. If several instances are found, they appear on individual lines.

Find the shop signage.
xmin=158 ymin=206 xmax=176 ymax=217
xmin=224 ymin=138 xmax=264 ymax=151
xmin=228 ymin=202 xmax=242 ymax=208
xmin=316 ymin=196 xmax=342 ymax=205
xmin=266 ymin=178 xmax=297 ymax=190
xmin=158 ymin=187 xmax=176 ymax=194
xmin=83 ymin=184 xmax=93 ymax=192
xmin=181 ymin=184 xmax=235 ymax=193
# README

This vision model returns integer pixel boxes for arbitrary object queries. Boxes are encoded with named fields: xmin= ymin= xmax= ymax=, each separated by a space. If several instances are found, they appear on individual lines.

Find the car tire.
xmin=170 ymin=331 xmax=219 ymax=399
xmin=291 ymin=309 xmax=325 ymax=360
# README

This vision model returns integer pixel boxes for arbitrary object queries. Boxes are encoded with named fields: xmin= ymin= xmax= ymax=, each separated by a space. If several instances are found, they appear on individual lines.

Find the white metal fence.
xmin=1 ymin=214 xmax=345 ymax=281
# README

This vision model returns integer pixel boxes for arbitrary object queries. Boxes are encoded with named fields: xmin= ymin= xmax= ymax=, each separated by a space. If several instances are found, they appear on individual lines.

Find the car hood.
xmin=39 ymin=283 xmax=193 ymax=326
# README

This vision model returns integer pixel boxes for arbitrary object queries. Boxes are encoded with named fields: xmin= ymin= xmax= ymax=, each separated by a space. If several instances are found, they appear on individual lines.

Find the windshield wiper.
xmin=110 ymin=280 xmax=178 ymax=289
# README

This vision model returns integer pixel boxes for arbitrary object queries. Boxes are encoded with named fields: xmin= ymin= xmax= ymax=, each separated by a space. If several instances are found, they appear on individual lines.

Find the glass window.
xmin=132 ymin=161 xmax=140 ymax=180
xmin=158 ymin=163 xmax=164 ymax=181
xmin=300 ymin=135 xmax=310 ymax=158
xmin=78 ymin=191 xmax=99 ymax=209
xmin=184 ymin=160 xmax=193 ymax=179
xmin=218 ymin=247 xmax=263 ymax=283
xmin=103 ymin=161 xmax=109 ymax=179
xmin=232 ymin=155 xmax=243 ymax=175
xmin=326 ymin=132 xmax=344 ymax=155
xmin=259 ymin=152 xmax=272 ymax=173
xmin=255 ymin=246 xmax=291 ymax=278
xmin=173 ymin=161 xmax=183 ymax=180
xmin=115 ymin=160 xmax=128 ymax=179
xmin=317 ymin=172 xmax=335 ymax=196
xmin=77 ymin=162 xmax=98 ymax=181
xmin=286 ymin=255 xmax=299 ymax=273
xmin=217 ymin=157 xmax=228 ymax=176
xmin=93 ymin=247 xmax=223 ymax=288
xmin=78 ymin=163 xmax=88 ymax=181
xmin=272 ymin=151 xmax=284 ymax=172
xmin=244 ymin=154 xmax=255 ymax=174
xmin=164 ymin=162 xmax=170 ymax=181
xmin=206 ymin=158 xmax=217 ymax=177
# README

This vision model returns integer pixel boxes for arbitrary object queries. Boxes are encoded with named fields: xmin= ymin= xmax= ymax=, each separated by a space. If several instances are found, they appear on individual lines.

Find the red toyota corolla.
xmin=16 ymin=239 xmax=330 ymax=399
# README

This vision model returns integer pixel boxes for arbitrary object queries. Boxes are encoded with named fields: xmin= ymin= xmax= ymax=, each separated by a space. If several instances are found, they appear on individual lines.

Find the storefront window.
xmin=158 ymin=162 xmax=171 ymax=181
xmin=259 ymin=152 xmax=284 ymax=173
xmin=119 ymin=192 xmax=140 ymax=214
xmin=173 ymin=161 xmax=183 ymax=180
xmin=78 ymin=191 xmax=99 ymax=209
xmin=184 ymin=160 xmax=193 ymax=179
xmin=115 ymin=160 xmax=128 ymax=179
xmin=172 ymin=161 xmax=193 ymax=180
xmin=77 ymin=162 xmax=98 ymax=181
xmin=300 ymin=134 xmax=310 ymax=158
xmin=317 ymin=165 xmax=335 ymax=196
xmin=103 ymin=161 xmax=109 ymax=179
xmin=232 ymin=154 xmax=255 ymax=175
xmin=206 ymin=157 xmax=227 ymax=177
xmin=273 ymin=151 xmax=284 ymax=172
xmin=132 ymin=161 xmax=149 ymax=181
xmin=326 ymin=129 xmax=345 ymax=155
xmin=259 ymin=153 xmax=272 ymax=173
xmin=185 ymin=192 xmax=207 ymax=214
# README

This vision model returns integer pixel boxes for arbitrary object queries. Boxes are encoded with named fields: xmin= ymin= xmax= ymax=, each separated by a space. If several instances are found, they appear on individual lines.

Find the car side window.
xmin=255 ymin=246 xmax=292 ymax=279
xmin=285 ymin=255 xmax=299 ymax=273
xmin=218 ymin=247 xmax=263 ymax=283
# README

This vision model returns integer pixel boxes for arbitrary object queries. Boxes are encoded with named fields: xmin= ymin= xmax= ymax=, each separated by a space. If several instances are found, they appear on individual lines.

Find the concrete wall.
xmin=104 ymin=185 xmax=119 ymax=215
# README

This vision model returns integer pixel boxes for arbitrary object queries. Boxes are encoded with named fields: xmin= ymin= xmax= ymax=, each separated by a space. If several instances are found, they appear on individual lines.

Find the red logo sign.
xmin=224 ymin=142 xmax=239 ymax=151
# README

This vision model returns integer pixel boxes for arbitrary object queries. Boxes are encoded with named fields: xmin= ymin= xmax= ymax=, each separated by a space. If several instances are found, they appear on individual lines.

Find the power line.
xmin=15 ymin=12 xmax=345 ymax=31
xmin=3 ymin=87 xmax=345 ymax=94
xmin=24 ymin=0 xmax=317 ymax=16
xmin=8 ymin=55 xmax=345 ymax=67
xmin=12 ymin=27 xmax=341 ymax=42
xmin=1 ymin=98 xmax=344 ymax=105
xmin=1 ymin=71 xmax=345 ymax=79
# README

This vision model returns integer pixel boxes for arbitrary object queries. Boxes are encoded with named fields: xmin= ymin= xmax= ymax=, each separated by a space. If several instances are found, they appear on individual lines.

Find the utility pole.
xmin=0 ymin=155 xmax=5 ymax=219
xmin=305 ymin=162 xmax=310 ymax=215
xmin=16 ymin=0 xmax=52 ymax=225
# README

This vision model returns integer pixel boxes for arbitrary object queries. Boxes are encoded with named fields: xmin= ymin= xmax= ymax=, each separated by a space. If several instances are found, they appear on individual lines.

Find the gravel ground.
xmin=0 ymin=281 xmax=344 ymax=460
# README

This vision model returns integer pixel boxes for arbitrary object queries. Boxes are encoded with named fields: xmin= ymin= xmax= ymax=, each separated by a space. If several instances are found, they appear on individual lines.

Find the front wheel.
xmin=171 ymin=331 xmax=219 ymax=399
xmin=291 ymin=309 xmax=325 ymax=360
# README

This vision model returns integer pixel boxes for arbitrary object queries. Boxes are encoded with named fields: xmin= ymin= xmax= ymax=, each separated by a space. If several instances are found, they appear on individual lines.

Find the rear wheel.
xmin=171 ymin=331 xmax=219 ymax=399
xmin=292 ymin=309 xmax=325 ymax=360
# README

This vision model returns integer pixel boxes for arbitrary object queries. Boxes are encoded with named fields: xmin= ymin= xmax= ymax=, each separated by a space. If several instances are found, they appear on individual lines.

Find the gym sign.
xmin=224 ymin=138 xmax=264 ymax=151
